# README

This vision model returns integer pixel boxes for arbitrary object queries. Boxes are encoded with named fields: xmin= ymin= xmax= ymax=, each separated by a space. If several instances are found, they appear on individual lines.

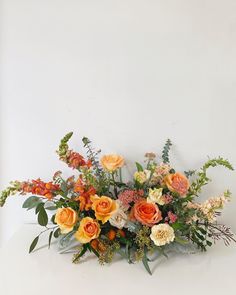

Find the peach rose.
xmin=133 ymin=200 xmax=162 ymax=227
xmin=75 ymin=217 xmax=101 ymax=244
xmin=55 ymin=207 xmax=78 ymax=234
xmin=164 ymin=172 xmax=190 ymax=197
xmin=92 ymin=195 xmax=118 ymax=224
xmin=100 ymin=154 xmax=124 ymax=172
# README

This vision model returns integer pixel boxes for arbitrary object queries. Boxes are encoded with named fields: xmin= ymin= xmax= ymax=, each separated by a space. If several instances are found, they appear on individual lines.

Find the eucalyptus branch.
xmin=82 ymin=137 xmax=104 ymax=179
xmin=162 ymin=139 xmax=172 ymax=163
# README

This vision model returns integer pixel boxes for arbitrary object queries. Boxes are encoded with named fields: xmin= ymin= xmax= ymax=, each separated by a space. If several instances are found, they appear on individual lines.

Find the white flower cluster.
xmin=200 ymin=194 xmax=230 ymax=222
xmin=187 ymin=192 xmax=230 ymax=222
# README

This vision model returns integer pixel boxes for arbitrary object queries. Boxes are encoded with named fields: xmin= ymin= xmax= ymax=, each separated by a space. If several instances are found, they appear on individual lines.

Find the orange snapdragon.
xmin=67 ymin=150 xmax=92 ymax=169
xmin=21 ymin=179 xmax=59 ymax=200
xmin=74 ymin=178 xmax=97 ymax=211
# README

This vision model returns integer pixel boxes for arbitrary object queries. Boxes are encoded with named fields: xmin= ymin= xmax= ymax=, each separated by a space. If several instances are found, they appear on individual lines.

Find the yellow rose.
xmin=55 ymin=207 xmax=78 ymax=234
xmin=75 ymin=217 xmax=101 ymax=244
xmin=100 ymin=154 xmax=124 ymax=172
xmin=92 ymin=195 xmax=118 ymax=224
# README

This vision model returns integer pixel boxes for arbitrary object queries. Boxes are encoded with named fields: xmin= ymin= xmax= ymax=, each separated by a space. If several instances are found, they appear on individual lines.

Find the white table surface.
xmin=0 ymin=224 xmax=235 ymax=295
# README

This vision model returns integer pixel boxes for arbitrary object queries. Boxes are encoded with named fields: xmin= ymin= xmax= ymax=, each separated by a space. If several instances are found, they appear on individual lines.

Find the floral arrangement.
xmin=1 ymin=133 xmax=235 ymax=274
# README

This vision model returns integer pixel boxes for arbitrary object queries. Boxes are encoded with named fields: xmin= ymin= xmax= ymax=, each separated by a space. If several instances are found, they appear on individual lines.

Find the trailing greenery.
xmin=189 ymin=157 xmax=234 ymax=196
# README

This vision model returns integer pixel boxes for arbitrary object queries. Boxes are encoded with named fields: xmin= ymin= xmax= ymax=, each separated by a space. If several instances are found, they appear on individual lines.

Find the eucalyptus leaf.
xmin=54 ymin=228 xmax=61 ymax=238
xmin=45 ymin=205 xmax=57 ymax=211
xmin=125 ymin=243 xmax=132 ymax=264
xmin=126 ymin=221 xmax=141 ymax=233
xmin=154 ymin=246 xmax=168 ymax=258
xmin=142 ymin=250 xmax=152 ymax=275
xmin=175 ymin=236 xmax=189 ymax=245
xmin=89 ymin=246 xmax=100 ymax=258
xmin=29 ymin=236 xmax=39 ymax=253
xmin=23 ymin=196 xmax=41 ymax=210
xmin=38 ymin=206 xmax=48 ymax=226
xmin=48 ymin=231 xmax=53 ymax=249
xmin=51 ymin=214 xmax=56 ymax=224
xmin=116 ymin=248 xmax=127 ymax=260
xmin=35 ymin=202 xmax=44 ymax=214
xmin=135 ymin=162 xmax=143 ymax=172
xmin=58 ymin=231 xmax=76 ymax=249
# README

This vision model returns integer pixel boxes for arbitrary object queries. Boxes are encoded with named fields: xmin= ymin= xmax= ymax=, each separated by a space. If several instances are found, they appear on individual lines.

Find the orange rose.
xmin=133 ymin=200 xmax=162 ymax=227
xmin=92 ymin=195 xmax=118 ymax=224
xmin=55 ymin=207 xmax=78 ymax=234
xmin=100 ymin=154 xmax=124 ymax=172
xmin=75 ymin=217 xmax=101 ymax=243
xmin=164 ymin=172 xmax=190 ymax=197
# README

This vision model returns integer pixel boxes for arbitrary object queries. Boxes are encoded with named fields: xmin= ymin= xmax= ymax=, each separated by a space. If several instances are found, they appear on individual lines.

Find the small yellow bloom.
xmin=75 ymin=217 xmax=101 ymax=244
xmin=100 ymin=154 xmax=124 ymax=172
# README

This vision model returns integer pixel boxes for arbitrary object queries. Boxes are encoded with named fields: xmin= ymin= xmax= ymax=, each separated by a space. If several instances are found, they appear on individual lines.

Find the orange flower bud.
xmin=117 ymin=229 xmax=125 ymax=238
xmin=107 ymin=229 xmax=116 ymax=241
xmin=90 ymin=239 xmax=99 ymax=250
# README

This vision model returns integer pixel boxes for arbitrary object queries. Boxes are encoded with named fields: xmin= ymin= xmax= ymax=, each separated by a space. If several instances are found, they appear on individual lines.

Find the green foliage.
xmin=174 ymin=236 xmax=189 ymax=245
xmin=29 ymin=236 xmax=39 ymax=253
xmin=82 ymin=136 xmax=111 ymax=195
xmin=37 ymin=205 xmax=48 ymax=226
xmin=53 ymin=228 xmax=61 ymax=238
xmin=72 ymin=244 xmax=88 ymax=264
xmin=162 ymin=139 xmax=172 ymax=163
xmin=184 ymin=170 xmax=196 ymax=178
xmin=135 ymin=162 xmax=144 ymax=172
xmin=22 ymin=196 xmax=41 ymax=210
xmin=87 ymin=244 xmax=100 ymax=258
xmin=82 ymin=136 xmax=102 ymax=176
xmin=48 ymin=231 xmax=53 ymax=249
xmin=142 ymin=248 xmax=152 ymax=275
xmin=189 ymin=157 xmax=234 ymax=196
xmin=35 ymin=202 xmax=44 ymax=214
xmin=126 ymin=221 xmax=141 ymax=233
xmin=44 ymin=204 xmax=57 ymax=211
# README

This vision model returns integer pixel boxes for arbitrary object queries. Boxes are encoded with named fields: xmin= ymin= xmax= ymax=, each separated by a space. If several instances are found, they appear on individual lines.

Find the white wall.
xmin=1 ymin=0 xmax=236 ymax=246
